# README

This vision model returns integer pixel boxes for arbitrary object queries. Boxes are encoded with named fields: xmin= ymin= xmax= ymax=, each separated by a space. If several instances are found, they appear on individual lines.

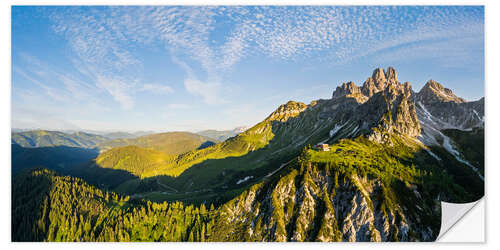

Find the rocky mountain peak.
xmin=328 ymin=66 xmax=485 ymax=143
xmin=361 ymin=67 xmax=399 ymax=96
xmin=384 ymin=79 xmax=413 ymax=98
xmin=332 ymin=81 xmax=361 ymax=99
xmin=385 ymin=66 xmax=398 ymax=83
xmin=417 ymin=80 xmax=466 ymax=104
xmin=372 ymin=68 xmax=387 ymax=90
xmin=361 ymin=77 xmax=378 ymax=97
xmin=267 ymin=100 xmax=308 ymax=122
xmin=422 ymin=80 xmax=443 ymax=93
xmin=330 ymin=67 xmax=420 ymax=143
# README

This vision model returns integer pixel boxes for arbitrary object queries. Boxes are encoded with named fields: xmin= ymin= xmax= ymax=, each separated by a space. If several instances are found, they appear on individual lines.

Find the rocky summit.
xmin=328 ymin=67 xmax=422 ymax=144
xmin=327 ymin=67 xmax=483 ymax=144
xmin=417 ymin=80 xmax=466 ymax=104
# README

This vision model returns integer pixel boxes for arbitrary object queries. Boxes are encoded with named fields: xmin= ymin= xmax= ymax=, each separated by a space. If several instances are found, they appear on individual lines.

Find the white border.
xmin=2 ymin=0 xmax=497 ymax=249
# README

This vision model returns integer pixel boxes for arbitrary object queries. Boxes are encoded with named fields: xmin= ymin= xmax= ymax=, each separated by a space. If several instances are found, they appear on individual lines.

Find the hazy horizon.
xmin=11 ymin=126 xmax=249 ymax=134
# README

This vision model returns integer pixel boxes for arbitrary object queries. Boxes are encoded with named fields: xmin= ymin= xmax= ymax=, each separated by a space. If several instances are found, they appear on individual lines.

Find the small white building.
xmin=316 ymin=143 xmax=329 ymax=151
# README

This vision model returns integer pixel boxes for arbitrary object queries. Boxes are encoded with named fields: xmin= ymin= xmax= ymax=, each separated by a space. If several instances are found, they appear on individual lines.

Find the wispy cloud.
xmin=167 ymin=103 xmax=190 ymax=110
xmin=140 ymin=83 xmax=174 ymax=95
xmin=369 ymin=35 xmax=484 ymax=69
xmin=184 ymin=78 xmax=222 ymax=105
xmin=13 ymin=53 xmax=111 ymax=110
xmin=42 ymin=6 xmax=483 ymax=107
xmin=13 ymin=66 xmax=69 ymax=103
xmin=95 ymin=76 xmax=135 ymax=110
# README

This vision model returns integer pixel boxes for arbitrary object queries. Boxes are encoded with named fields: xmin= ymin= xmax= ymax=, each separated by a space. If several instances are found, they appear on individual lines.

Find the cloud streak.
xmin=184 ymin=78 xmax=222 ymax=105
xmin=140 ymin=83 xmax=174 ymax=95
xmin=41 ymin=6 xmax=482 ymax=107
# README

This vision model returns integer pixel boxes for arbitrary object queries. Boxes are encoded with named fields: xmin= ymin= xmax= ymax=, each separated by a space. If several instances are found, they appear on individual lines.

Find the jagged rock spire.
xmin=332 ymin=81 xmax=361 ymax=99
xmin=361 ymin=77 xmax=378 ymax=97
xmin=372 ymin=68 xmax=387 ymax=90
xmin=360 ymin=66 xmax=398 ymax=98
xmin=385 ymin=66 xmax=398 ymax=83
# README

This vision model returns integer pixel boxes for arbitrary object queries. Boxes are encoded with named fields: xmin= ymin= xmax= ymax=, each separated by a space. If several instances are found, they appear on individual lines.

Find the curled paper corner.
xmin=437 ymin=198 xmax=484 ymax=242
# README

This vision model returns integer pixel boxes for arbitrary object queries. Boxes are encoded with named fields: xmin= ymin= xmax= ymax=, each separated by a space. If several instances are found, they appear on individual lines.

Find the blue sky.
xmin=11 ymin=6 xmax=484 ymax=132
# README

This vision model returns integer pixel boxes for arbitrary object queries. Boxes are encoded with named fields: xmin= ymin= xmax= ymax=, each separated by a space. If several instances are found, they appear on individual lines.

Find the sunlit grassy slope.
xmin=96 ymin=146 xmax=175 ymax=177
xmin=98 ymin=132 xmax=217 ymax=155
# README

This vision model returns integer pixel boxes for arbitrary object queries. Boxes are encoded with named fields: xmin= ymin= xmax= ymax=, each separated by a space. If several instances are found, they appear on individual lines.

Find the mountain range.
xmin=11 ymin=131 xmax=217 ymax=175
xmin=196 ymin=126 xmax=249 ymax=141
xmin=11 ymin=67 xmax=484 ymax=242
xmin=12 ymin=130 xmax=109 ymax=148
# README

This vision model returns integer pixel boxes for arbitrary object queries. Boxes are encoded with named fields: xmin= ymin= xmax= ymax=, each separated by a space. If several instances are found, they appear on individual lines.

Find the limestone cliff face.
xmin=332 ymin=81 xmax=361 ymax=99
xmin=361 ymin=80 xmax=421 ymax=143
xmin=372 ymin=68 xmax=387 ymax=90
xmin=360 ymin=67 xmax=392 ymax=98
xmin=332 ymin=81 xmax=367 ymax=103
xmin=385 ymin=66 xmax=398 ymax=84
xmin=328 ymin=67 xmax=421 ymax=143
xmin=210 ymin=162 xmax=438 ymax=242
xmin=414 ymin=80 xmax=483 ymax=133
xmin=361 ymin=77 xmax=378 ymax=97
xmin=417 ymin=80 xmax=465 ymax=104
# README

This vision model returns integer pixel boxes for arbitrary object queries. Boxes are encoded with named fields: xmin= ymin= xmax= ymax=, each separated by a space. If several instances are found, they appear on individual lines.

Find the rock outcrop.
xmin=332 ymin=81 xmax=361 ymax=99
xmin=417 ymin=80 xmax=466 ymax=104
xmin=211 ymin=161 xmax=437 ymax=242
xmin=267 ymin=101 xmax=308 ymax=122
xmin=359 ymin=67 xmax=398 ymax=98
xmin=361 ymin=77 xmax=378 ymax=97
xmin=385 ymin=66 xmax=398 ymax=84
xmin=360 ymin=80 xmax=421 ymax=143
xmin=372 ymin=68 xmax=387 ymax=90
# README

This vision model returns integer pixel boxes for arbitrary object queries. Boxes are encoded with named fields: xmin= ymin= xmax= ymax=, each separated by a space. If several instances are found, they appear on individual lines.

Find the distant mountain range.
xmin=196 ymin=126 xmax=248 ymax=141
xmin=11 ymin=129 xmax=226 ymax=178
xmin=12 ymin=67 xmax=484 ymax=242
xmin=12 ymin=130 xmax=109 ymax=148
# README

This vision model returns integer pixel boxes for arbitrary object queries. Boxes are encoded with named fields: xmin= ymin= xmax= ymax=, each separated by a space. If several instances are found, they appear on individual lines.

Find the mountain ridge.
xmin=197 ymin=126 xmax=249 ymax=142
xmin=12 ymin=130 xmax=109 ymax=148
